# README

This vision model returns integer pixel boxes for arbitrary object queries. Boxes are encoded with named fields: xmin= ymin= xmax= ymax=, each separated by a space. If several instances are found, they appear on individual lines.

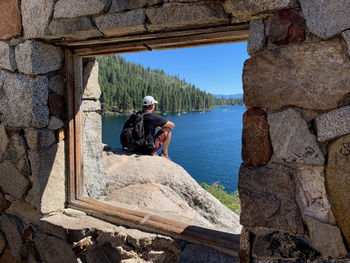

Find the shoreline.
xmin=102 ymin=104 xmax=244 ymax=116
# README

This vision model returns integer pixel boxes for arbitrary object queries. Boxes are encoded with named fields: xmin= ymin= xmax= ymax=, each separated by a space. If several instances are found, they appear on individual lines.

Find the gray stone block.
xmin=0 ymin=233 xmax=5 ymax=256
xmin=6 ymin=135 xmax=31 ymax=176
xmin=243 ymin=39 xmax=350 ymax=111
xmin=342 ymin=30 xmax=350 ymax=56
xmin=15 ymin=40 xmax=63 ymax=75
xmin=247 ymin=19 xmax=265 ymax=56
xmin=48 ymin=75 xmax=65 ymax=97
xmin=21 ymin=0 xmax=55 ymax=39
xmin=300 ymin=0 xmax=350 ymax=39
xmin=315 ymin=105 xmax=350 ymax=142
xmin=82 ymin=100 xmax=101 ymax=112
xmin=294 ymin=166 xmax=335 ymax=224
xmin=0 ymin=70 xmax=49 ymax=128
xmin=54 ymin=0 xmax=109 ymax=19
xmin=24 ymin=128 xmax=56 ymax=151
xmin=294 ymin=165 xmax=347 ymax=258
xmin=239 ymin=227 xmax=251 ymax=263
xmin=268 ymin=108 xmax=324 ymax=165
xmin=252 ymin=231 xmax=320 ymax=260
xmin=146 ymin=3 xmax=229 ymax=32
xmin=179 ymin=244 xmax=236 ymax=263
xmin=85 ymin=246 xmax=111 ymax=263
xmin=94 ymin=9 xmax=146 ymax=37
xmin=110 ymin=0 xmax=148 ymax=12
xmin=0 ymin=124 xmax=9 ymax=155
xmin=303 ymin=215 xmax=347 ymax=258
xmin=82 ymin=112 xmax=106 ymax=199
xmin=0 ymin=41 xmax=17 ymax=72
xmin=83 ymin=60 xmax=101 ymax=100
xmin=239 ymin=164 xmax=304 ymax=234
xmin=49 ymin=17 xmax=103 ymax=41
xmin=34 ymin=232 xmax=77 ymax=263
xmin=24 ymin=188 xmax=36 ymax=208
xmin=48 ymin=116 xmax=64 ymax=130
xmin=0 ymin=160 xmax=30 ymax=199
xmin=148 ymin=0 xmax=163 ymax=5
xmin=28 ymin=141 xmax=66 ymax=214
xmin=109 ymin=0 xmax=166 ymax=12
xmin=222 ymin=0 xmax=298 ymax=22
xmin=62 ymin=208 xmax=87 ymax=218
xmin=1 ymin=214 xmax=24 ymax=261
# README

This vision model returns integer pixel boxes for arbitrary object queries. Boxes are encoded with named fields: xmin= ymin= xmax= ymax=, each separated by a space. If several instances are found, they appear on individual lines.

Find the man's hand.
xmin=163 ymin=121 xmax=175 ymax=129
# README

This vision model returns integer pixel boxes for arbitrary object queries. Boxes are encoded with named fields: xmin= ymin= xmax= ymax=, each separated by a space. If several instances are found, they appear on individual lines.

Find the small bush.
xmin=201 ymin=182 xmax=241 ymax=215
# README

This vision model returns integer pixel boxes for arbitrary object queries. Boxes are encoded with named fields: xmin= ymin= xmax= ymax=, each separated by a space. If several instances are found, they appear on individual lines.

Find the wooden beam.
xmin=72 ymin=25 xmax=249 ymax=57
xmin=73 ymin=54 xmax=84 ymax=199
xmin=69 ymin=198 xmax=240 ymax=256
xmin=65 ymin=49 xmax=75 ymax=203
xmin=58 ymin=24 xmax=249 ymax=48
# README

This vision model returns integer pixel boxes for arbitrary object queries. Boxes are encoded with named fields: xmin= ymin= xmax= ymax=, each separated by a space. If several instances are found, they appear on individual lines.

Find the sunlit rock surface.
xmin=100 ymin=148 xmax=242 ymax=234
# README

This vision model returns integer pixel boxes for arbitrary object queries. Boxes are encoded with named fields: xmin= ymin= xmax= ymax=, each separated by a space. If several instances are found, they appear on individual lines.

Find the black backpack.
xmin=120 ymin=111 xmax=154 ymax=151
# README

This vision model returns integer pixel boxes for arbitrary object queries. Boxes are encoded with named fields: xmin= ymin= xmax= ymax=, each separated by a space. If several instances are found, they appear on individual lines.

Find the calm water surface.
xmin=102 ymin=105 xmax=245 ymax=193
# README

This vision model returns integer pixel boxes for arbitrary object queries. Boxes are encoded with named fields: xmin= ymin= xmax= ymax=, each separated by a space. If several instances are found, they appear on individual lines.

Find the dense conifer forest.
xmin=97 ymin=55 xmax=243 ymax=113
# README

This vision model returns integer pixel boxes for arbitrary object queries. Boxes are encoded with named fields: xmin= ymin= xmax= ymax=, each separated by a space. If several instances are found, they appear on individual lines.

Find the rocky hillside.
xmin=100 ymin=148 xmax=242 ymax=234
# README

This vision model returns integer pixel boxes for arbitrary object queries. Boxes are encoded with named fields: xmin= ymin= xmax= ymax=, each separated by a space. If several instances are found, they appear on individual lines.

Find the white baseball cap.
xmin=143 ymin=96 xmax=158 ymax=106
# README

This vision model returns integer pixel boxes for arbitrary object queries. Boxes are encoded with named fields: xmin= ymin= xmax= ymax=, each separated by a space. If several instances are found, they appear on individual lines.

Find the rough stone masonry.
xmin=0 ymin=0 xmax=349 ymax=262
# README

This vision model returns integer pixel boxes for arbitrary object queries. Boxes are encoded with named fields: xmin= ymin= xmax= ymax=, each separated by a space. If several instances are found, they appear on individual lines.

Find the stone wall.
xmin=240 ymin=3 xmax=350 ymax=261
xmin=0 ymin=0 xmax=349 ymax=262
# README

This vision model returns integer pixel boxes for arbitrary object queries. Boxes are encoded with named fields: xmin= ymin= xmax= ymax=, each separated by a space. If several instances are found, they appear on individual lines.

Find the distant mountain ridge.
xmin=213 ymin=94 xmax=243 ymax=99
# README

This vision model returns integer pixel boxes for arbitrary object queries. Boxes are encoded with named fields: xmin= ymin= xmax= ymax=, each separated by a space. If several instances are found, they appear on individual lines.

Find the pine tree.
xmin=97 ymin=55 xmax=243 ymax=113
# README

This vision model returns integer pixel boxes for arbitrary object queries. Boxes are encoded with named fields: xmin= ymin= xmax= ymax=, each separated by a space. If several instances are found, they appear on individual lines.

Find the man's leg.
xmin=151 ymin=130 xmax=168 ymax=155
xmin=151 ymin=127 xmax=172 ymax=156
xmin=160 ymin=127 xmax=172 ymax=154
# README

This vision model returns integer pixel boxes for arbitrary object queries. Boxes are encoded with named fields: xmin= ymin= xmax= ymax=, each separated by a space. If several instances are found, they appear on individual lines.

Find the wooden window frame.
xmin=65 ymin=24 xmax=249 ymax=256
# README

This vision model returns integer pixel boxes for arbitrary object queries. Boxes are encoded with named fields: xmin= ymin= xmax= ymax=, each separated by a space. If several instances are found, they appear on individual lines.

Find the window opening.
xmin=65 ymin=25 xmax=250 ymax=251
xmin=80 ymin=42 xmax=248 ymax=234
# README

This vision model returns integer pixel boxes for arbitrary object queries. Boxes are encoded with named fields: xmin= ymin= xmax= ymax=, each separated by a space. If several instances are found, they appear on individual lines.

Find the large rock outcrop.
xmin=100 ymin=148 xmax=242 ymax=234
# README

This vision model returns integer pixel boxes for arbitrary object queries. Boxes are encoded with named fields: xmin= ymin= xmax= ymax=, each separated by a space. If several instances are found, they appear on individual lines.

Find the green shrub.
xmin=201 ymin=182 xmax=241 ymax=215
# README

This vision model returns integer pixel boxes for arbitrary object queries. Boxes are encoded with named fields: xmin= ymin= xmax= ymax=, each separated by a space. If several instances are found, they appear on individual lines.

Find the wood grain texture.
xmin=69 ymin=25 xmax=249 ymax=57
xmin=73 ymin=54 xmax=84 ymax=198
xmin=66 ymin=49 xmax=75 ymax=203
xmin=59 ymin=24 xmax=249 ymax=47
xmin=70 ymin=198 xmax=240 ymax=255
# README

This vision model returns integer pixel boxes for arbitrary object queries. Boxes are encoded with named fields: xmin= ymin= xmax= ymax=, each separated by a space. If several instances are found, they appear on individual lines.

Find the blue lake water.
xmin=102 ymin=105 xmax=245 ymax=193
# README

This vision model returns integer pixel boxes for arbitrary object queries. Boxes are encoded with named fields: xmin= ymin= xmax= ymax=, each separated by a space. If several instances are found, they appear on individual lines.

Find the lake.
xmin=102 ymin=105 xmax=245 ymax=193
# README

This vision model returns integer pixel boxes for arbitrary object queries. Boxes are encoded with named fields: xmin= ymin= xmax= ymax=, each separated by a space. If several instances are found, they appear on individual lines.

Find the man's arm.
xmin=162 ymin=121 xmax=175 ymax=129
xmin=159 ymin=121 xmax=175 ymax=133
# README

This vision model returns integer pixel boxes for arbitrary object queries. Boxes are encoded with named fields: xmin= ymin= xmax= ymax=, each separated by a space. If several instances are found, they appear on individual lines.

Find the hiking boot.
xmin=159 ymin=152 xmax=170 ymax=160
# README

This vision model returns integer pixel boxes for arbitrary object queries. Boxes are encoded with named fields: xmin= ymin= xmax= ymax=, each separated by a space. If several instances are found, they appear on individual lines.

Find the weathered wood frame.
xmin=65 ymin=24 xmax=249 ymax=256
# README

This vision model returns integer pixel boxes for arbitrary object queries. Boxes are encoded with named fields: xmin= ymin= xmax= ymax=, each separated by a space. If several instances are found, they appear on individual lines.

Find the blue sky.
xmin=120 ymin=42 xmax=249 ymax=95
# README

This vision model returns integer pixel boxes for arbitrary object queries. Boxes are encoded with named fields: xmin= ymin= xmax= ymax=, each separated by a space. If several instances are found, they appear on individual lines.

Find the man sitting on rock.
xmin=142 ymin=96 xmax=175 ymax=159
